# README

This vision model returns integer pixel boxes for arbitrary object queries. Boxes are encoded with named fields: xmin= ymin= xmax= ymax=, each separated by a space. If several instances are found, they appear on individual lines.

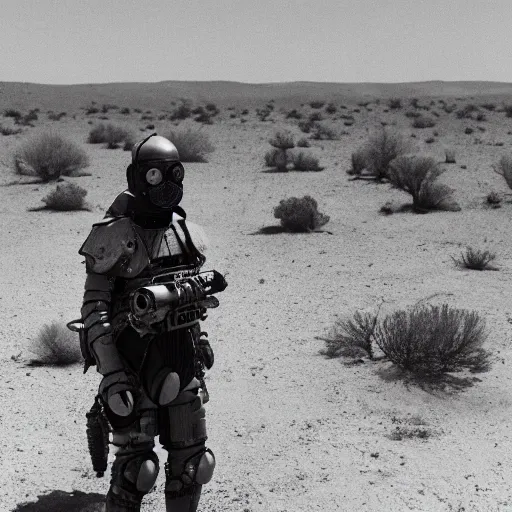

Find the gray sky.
xmin=1 ymin=0 xmax=511 ymax=84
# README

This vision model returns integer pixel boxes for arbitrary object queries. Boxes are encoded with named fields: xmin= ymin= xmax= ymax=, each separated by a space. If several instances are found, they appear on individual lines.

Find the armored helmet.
xmin=126 ymin=134 xmax=184 ymax=210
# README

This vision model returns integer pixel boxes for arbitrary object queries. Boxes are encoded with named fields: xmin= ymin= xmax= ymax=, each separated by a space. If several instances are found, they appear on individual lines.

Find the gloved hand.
xmin=99 ymin=369 xmax=137 ymax=417
xmin=197 ymin=332 xmax=214 ymax=370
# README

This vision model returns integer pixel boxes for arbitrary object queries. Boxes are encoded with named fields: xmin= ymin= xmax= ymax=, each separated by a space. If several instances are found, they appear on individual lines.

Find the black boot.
xmin=165 ymin=484 xmax=202 ymax=512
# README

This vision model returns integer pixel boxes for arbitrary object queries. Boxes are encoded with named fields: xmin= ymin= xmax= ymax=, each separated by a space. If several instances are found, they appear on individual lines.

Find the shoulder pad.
xmin=79 ymin=217 xmax=150 ymax=277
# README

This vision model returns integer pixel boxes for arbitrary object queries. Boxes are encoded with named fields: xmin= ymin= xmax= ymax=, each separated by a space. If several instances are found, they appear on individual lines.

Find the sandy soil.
xmin=1 ymin=86 xmax=512 ymax=511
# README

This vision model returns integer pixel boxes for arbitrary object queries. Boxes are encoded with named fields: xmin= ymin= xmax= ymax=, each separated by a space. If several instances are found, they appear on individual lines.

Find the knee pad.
xmin=165 ymin=447 xmax=215 ymax=495
xmin=111 ymin=448 xmax=160 ymax=500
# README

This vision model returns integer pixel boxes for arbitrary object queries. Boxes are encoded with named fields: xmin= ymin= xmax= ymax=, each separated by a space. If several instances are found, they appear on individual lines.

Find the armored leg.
xmin=106 ymin=401 xmax=160 ymax=511
xmin=160 ymin=386 xmax=215 ymax=512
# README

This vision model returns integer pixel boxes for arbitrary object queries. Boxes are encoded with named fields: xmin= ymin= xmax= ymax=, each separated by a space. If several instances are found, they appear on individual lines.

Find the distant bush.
xmin=16 ymin=110 xmax=38 ymax=126
xmin=291 ymin=152 xmax=323 ymax=172
xmin=442 ymin=103 xmax=456 ymax=114
xmin=486 ymin=191 xmax=501 ymax=207
xmin=476 ymin=113 xmax=487 ymax=122
xmin=265 ymin=131 xmax=295 ymax=171
xmin=165 ymin=128 xmax=214 ymax=162
xmin=286 ymin=109 xmax=302 ymax=119
xmin=388 ymin=98 xmax=402 ymax=109
xmin=85 ymin=106 xmax=99 ymax=115
xmin=48 ymin=111 xmax=67 ymax=121
xmin=41 ymin=182 xmax=88 ymax=211
xmin=15 ymin=132 xmax=89 ymax=182
xmin=388 ymin=155 xmax=459 ymax=212
xmin=256 ymin=107 xmax=272 ymax=121
xmin=405 ymin=111 xmax=421 ymax=118
xmin=308 ymin=112 xmax=323 ymax=123
xmin=170 ymin=102 xmax=192 ymax=121
xmin=452 ymin=247 xmax=497 ymax=271
xmin=503 ymin=105 xmax=512 ymax=118
xmin=357 ymin=129 xmax=409 ymax=181
xmin=0 ymin=125 xmax=22 ymax=136
xmin=456 ymin=104 xmax=479 ymax=119
xmin=4 ymin=109 xmax=21 ymax=119
xmin=296 ymin=137 xmax=310 ymax=148
xmin=87 ymin=123 xmax=135 ymax=149
xmin=464 ymin=127 xmax=474 ymax=135
xmin=274 ymin=195 xmax=329 ymax=232
xmin=445 ymin=148 xmax=456 ymax=163
xmin=298 ymin=120 xmax=314 ymax=133
xmin=310 ymin=122 xmax=337 ymax=140
xmin=323 ymin=303 xmax=491 ymax=375
xmin=412 ymin=116 xmax=436 ymax=128
xmin=120 ymin=107 xmax=131 ymax=115
xmin=492 ymin=155 xmax=512 ymax=189
xmin=28 ymin=321 xmax=81 ymax=366
xmin=325 ymin=103 xmax=337 ymax=114
xmin=309 ymin=101 xmax=325 ymax=109
xmin=348 ymin=148 xmax=368 ymax=176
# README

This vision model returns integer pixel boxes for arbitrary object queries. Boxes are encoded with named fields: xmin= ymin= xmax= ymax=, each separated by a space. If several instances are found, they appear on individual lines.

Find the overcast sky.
xmin=1 ymin=0 xmax=511 ymax=85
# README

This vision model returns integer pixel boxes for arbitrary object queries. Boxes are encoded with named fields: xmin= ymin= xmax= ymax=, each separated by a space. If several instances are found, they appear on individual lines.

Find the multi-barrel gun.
xmin=129 ymin=270 xmax=227 ymax=332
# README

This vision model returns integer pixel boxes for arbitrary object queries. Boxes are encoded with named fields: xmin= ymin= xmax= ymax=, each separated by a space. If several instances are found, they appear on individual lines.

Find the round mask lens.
xmin=146 ymin=168 xmax=163 ymax=185
xmin=172 ymin=164 xmax=184 ymax=182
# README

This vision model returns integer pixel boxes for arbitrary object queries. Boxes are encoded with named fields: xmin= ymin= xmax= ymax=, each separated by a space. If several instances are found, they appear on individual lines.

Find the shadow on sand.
xmin=377 ymin=364 xmax=482 ymax=395
xmin=13 ymin=490 xmax=105 ymax=512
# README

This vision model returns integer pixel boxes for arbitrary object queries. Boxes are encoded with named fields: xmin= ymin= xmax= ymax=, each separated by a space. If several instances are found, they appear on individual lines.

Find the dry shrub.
xmin=296 ymin=137 xmax=310 ymax=148
xmin=388 ymin=155 xmax=459 ymax=212
xmin=291 ymin=152 xmax=323 ymax=172
xmin=0 ymin=125 xmax=22 ymax=136
xmin=320 ymin=310 xmax=378 ymax=359
xmin=445 ymin=148 xmax=456 ymax=163
xmin=88 ymin=123 xmax=135 ymax=149
xmin=388 ymin=98 xmax=402 ymax=109
xmin=504 ymin=105 xmax=512 ymax=118
xmin=42 ymin=182 xmax=88 ymax=211
xmin=492 ymin=155 xmax=512 ymax=189
xmin=269 ymin=131 xmax=294 ymax=150
xmin=310 ymin=122 xmax=337 ymax=140
xmin=264 ymin=148 xmax=289 ymax=171
xmin=274 ymin=195 xmax=329 ymax=232
xmin=15 ymin=132 xmax=89 ymax=182
xmin=28 ymin=321 xmax=82 ymax=366
xmin=348 ymin=148 xmax=368 ymax=176
xmin=359 ymin=129 xmax=409 ymax=181
xmin=164 ymin=128 xmax=215 ymax=162
xmin=452 ymin=247 xmax=497 ymax=271
xmin=373 ymin=304 xmax=491 ymax=375
xmin=412 ymin=116 xmax=436 ymax=128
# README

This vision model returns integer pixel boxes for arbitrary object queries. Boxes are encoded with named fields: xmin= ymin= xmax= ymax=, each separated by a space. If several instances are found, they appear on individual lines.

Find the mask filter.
xmin=147 ymin=181 xmax=183 ymax=209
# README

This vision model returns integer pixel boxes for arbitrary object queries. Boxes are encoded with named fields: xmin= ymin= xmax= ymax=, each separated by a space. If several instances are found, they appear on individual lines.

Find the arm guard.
xmin=81 ymin=272 xmax=127 ymax=375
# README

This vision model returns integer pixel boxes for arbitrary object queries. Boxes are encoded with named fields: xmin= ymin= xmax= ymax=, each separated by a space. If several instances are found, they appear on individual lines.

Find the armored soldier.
xmin=77 ymin=134 xmax=226 ymax=511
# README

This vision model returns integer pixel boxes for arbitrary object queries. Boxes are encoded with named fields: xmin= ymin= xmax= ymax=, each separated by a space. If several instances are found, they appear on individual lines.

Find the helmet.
xmin=127 ymin=134 xmax=184 ymax=210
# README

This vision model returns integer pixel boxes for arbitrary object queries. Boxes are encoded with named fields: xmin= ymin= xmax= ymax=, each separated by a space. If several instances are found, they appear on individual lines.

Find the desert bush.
xmin=320 ymin=310 xmax=377 ymax=359
xmin=388 ymin=155 xmax=459 ymax=212
xmin=120 ymin=107 xmax=131 ymax=115
xmin=298 ymin=120 xmax=314 ymax=133
xmin=486 ymin=191 xmax=501 ymax=206
xmin=348 ymin=148 xmax=368 ymax=176
xmin=269 ymin=131 xmax=295 ymax=150
xmin=405 ymin=111 xmax=421 ymax=118
xmin=170 ymin=102 xmax=192 ymax=121
xmin=323 ymin=303 xmax=491 ymax=375
xmin=48 ymin=111 xmax=67 ymax=121
xmin=85 ymin=106 xmax=99 ymax=115
xmin=28 ymin=321 xmax=82 ymax=366
xmin=476 ymin=113 xmax=487 ymax=122
xmin=464 ymin=127 xmax=474 ymax=135
xmin=503 ymin=105 xmax=512 ymax=118
xmin=297 ymin=137 xmax=310 ymax=148
xmin=480 ymin=103 xmax=496 ymax=111
xmin=256 ymin=107 xmax=272 ymax=121
xmin=445 ymin=148 xmax=456 ymax=163
xmin=310 ymin=101 xmax=325 ymax=109
xmin=442 ymin=103 xmax=456 ymax=114
xmin=286 ymin=109 xmax=302 ymax=119
xmin=88 ymin=123 xmax=135 ymax=149
xmin=374 ymin=304 xmax=491 ymax=374
xmin=308 ymin=112 xmax=323 ymax=123
xmin=0 ymin=125 xmax=22 ymax=136
xmin=388 ymin=98 xmax=402 ymax=109
xmin=310 ymin=122 xmax=337 ymax=140
xmin=205 ymin=103 xmax=219 ymax=115
xmin=4 ymin=108 xmax=21 ymax=119
xmin=412 ymin=116 xmax=436 ymax=128
xmin=15 ymin=132 xmax=89 ymax=182
xmin=456 ymin=104 xmax=479 ymax=119
xmin=164 ymin=128 xmax=214 ymax=162
xmin=452 ymin=247 xmax=497 ymax=271
xmin=291 ymin=152 xmax=323 ymax=172
xmin=325 ymin=103 xmax=337 ymax=114
xmin=274 ymin=195 xmax=329 ymax=232
xmin=16 ymin=110 xmax=38 ymax=126
xmin=358 ymin=129 xmax=408 ymax=181
xmin=492 ymin=156 xmax=512 ymax=189
xmin=264 ymin=148 xmax=288 ymax=170
xmin=41 ymin=182 xmax=88 ymax=211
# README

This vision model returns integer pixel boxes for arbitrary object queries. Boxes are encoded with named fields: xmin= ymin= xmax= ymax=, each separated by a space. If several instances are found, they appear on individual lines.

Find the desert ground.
xmin=1 ymin=81 xmax=512 ymax=512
